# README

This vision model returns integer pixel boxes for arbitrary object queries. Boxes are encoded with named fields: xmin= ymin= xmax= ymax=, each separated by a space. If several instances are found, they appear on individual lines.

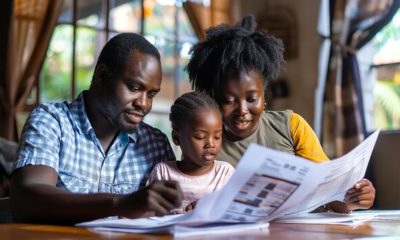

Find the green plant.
xmin=373 ymin=80 xmax=400 ymax=129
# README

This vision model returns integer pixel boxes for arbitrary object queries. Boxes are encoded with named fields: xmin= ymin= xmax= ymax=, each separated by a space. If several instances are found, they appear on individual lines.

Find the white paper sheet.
xmin=77 ymin=129 xmax=380 ymax=233
xmin=274 ymin=210 xmax=400 ymax=226
xmin=92 ymin=221 xmax=269 ymax=237
xmin=274 ymin=212 xmax=376 ymax=225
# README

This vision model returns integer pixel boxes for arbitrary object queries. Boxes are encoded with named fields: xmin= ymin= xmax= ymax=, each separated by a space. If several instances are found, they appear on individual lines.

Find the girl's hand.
xmin=184 ymin=200 xmax=198 ymax=212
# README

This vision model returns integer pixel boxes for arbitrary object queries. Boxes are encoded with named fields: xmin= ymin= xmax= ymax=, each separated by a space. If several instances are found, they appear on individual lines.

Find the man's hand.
xmin=117 ymin=180 xmax=183 ymax=218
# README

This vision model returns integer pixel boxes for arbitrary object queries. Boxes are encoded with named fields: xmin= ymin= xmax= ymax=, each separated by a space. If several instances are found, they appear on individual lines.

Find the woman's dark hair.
xmin=186 ymin=15 xmax=284 ymax=97
xmin=170 ymin=91 xmax=221 ymax=131
xmin=92 ymin=33 xmax=160 ymax=85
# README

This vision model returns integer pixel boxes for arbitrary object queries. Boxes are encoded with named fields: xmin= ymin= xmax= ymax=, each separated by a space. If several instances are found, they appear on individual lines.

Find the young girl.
xmin=147 ymin=91 xmax=235 ymax=214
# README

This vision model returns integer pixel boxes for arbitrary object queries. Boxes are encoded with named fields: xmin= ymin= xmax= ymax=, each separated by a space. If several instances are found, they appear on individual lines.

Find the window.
xmin=359 ymin=9 xmax=400 ymax=132
xmin=23 ymin=0 xmax=198 ymax=154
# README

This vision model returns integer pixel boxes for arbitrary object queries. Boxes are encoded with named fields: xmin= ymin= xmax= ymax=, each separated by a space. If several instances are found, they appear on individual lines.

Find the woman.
xmin=186 ymin=15 xmax=375 ymax=213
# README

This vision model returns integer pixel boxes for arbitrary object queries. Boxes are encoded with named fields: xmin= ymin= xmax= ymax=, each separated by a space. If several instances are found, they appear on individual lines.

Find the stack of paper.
xmin=78 ymin=215 xmax=269 ymax=237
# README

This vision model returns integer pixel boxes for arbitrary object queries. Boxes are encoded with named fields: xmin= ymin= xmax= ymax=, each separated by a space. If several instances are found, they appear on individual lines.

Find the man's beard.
xmin=110 ymin=113 xmax=141 ymax=133
xmin=100 ymin=96 xmax=146 ymax=133
xmin=111 ymin=109 xmax=147 ymax=133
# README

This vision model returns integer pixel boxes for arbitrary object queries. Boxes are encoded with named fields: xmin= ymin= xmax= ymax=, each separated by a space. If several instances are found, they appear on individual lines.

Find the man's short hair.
xmin=94 ymin=33 xmax=160 ymax=81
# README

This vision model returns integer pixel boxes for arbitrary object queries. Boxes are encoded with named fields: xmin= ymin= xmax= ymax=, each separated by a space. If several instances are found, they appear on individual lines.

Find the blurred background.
xmin=0 ymin=0 xmax=399 ymax=207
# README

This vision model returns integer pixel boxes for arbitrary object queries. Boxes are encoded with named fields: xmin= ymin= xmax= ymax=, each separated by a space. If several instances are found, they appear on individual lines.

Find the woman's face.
xmin=217 ymin=70 xmax=265 ymax=141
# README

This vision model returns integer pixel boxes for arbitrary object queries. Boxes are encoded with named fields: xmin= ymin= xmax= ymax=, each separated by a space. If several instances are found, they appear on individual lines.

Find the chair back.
xmin=371 ymin=131 xmax=400 ymax=209
xmin=0 ymin=197 xmax=12 ymax=223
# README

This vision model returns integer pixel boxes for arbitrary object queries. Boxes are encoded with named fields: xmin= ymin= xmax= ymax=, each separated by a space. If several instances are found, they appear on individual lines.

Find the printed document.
xmin=77 ymin=129 xmax=380 ymax=233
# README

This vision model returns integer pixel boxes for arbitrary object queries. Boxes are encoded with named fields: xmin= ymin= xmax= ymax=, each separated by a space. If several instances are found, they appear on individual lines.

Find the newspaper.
xmin=77 ymin=129 xmax=380 ymax=233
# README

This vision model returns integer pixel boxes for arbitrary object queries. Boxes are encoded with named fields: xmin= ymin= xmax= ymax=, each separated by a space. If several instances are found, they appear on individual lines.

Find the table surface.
xmin=2 ymin=213 xmax=400 ymax=239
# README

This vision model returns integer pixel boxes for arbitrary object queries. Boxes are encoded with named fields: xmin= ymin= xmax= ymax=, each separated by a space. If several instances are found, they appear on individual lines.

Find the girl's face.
xmin=217 ymin=70 xmax=265 ymax=141
xmin=177 ymin=108 xmax=223 ymax=171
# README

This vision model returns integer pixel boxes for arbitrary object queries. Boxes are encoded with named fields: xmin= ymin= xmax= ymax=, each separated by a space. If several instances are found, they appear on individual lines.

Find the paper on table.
xmin=274 ymin=210 xmax=400 ymax=226
xmin=274 ymin=212 xmax=376 ymax=225
xmin=347 ymin=210 xmax=400 ymax=221
xmin=91 ymin=221 xmax=269 ymax=238
xmin=77 ymin=129 xmax=380 ymax=232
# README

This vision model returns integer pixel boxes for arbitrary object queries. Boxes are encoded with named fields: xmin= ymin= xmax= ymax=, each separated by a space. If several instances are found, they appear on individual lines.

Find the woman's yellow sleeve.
xmin=290 ymin=113 xmax=329 ymax=162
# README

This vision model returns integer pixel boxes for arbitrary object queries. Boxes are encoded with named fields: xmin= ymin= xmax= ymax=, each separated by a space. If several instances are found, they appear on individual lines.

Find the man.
xmin=10 ymin=33 xmax=182 ymax=224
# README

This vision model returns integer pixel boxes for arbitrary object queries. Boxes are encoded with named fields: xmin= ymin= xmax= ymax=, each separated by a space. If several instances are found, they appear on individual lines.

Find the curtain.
xmin=183 ymin=0 xmax=234 ymax=41
xmin=0 ymin=0 xmax=64 ymax=141
xmin=317 ymin=0 xmax=399 ymax=158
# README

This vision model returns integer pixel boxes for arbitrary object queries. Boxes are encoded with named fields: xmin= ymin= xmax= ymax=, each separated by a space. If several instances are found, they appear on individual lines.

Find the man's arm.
xmin=11 ymin=165 xmax=182 ymax=225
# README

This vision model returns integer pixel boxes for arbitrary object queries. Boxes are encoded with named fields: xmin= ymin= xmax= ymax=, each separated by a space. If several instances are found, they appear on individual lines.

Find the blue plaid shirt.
xmin=15 ymin=93 xmax=175 ymax=194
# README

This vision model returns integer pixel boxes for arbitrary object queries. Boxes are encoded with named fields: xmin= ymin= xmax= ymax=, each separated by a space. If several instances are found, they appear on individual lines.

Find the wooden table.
xmin=1 ymin=215 xmax=400 ymax=239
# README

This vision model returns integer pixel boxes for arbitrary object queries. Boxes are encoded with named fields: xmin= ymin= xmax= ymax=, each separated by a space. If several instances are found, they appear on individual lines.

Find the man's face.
xmin=101 ymin=51 xmax=162 ymax=132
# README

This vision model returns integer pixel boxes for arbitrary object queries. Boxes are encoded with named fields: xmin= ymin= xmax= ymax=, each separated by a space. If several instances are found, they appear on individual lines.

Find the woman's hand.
xmin=328 ymin=178 xmax=375 ymax=213
xmin=344 ymin=178 xmax=375 ymax=211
